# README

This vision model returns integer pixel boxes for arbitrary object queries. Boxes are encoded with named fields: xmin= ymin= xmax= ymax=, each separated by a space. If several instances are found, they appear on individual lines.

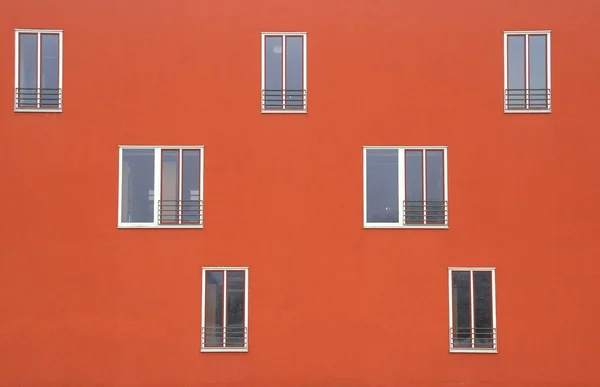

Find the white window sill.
xmin=450 ymin=349 xmax=498 ymax=354
xmin=201 ymin=347 xmax=248 ymax=353
xmin=504 ymin=109 xmax=551 ymax=114
xmin=364 ymin=223 xmax=449 ymax=229
xmin=118 ymin=224 xmax=203 ymax=229
xmin=261 ymin=109 xmax=307 ymax=114
xmin=14 ymin=108 xmax=62 ymax=113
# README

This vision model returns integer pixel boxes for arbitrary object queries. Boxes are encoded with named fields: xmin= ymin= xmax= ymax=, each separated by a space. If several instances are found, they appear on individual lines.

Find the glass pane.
xmin=474 ymin=271 xmax=493 ymax=348
xmin=405 ymin=150 xmax=423 ymax=224
xmin=285 ymin=36 xmax=304 ymax=109
xmin=264 ymin=36 xmax=283 ymax=109
xmin=366 ymin=149 xmax=399 ymax=223
xmin=529 ymin=35 xmax=548 ymax=109
xmin=426 ymin=150 xmax=444 ymax=223
xmin=41 ymin=34 xmax=59 ymax=107
xmin=182 ymin=150 xmax=201 ymax=224
xmin=226 ymin=271 xmax=245 ymax=347
xmin=204 ymin=271 xmax=224 ymax=347
xmin=452 ymin=271 xmax=471 ymax=347
xmin=160 ymin=150 xmax=180 ymax=223
xmin=18 ymin=33 xmax=38 ymax=107
xmin=121 ymin=149 xmax=155 ymax=223
xmin=507 ymin=35 xmax=526 ymax=109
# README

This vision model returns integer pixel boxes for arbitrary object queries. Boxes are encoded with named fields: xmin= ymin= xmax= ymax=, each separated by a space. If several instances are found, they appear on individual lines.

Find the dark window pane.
xmin=452 ymin=271 xmax=471 ymax=347
xmin=265 ymin=36 xmax=283 ymax=109
xmin=19 ymin=33 xmax=38 ymax=107
xmin=426 ymin=150 xmax=444 ymax=223
xmin=160 ymin=150 xmax=179 ymax=223
xmin=474 ymin=271 xmax=493 ymax=348
xmin=405 ymin=150 xmax=423 ymax=224
xmin=507 ymin=35 xmax=526 ymax=109
xmin=285 ymin=36 xmax=304 ymax=109
xmin=205 ymin=271 xmax=224 ymax=347
xmin=182 ymin=150 xmax=201 ymax=223
xmin=121 ymin=149 xmax=155 ymax=223
xmin=41 ymin=34 xmax=59 ymax=107
xmin=529 ymin=35 xmax=548 ymax=109
xmin=366 ymin=149 xmax=399 ymax=223
xmin=226 ymin=271 xmax=245 ymax=347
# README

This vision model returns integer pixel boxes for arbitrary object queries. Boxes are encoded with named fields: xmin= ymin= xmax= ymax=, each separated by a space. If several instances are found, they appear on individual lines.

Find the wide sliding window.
xmin=504 ymin=31 xmax=551 ymax=112
xmin=14 ymin=29 xmax=63 ymax=111
xmin=363 ymin=147 xmax=448 ymax=228
xmin=261 ymin=32 xmax=307 ymax=112
xmin=202 ymin=267 xmax=248 ymax=352
xmin=449 ymin=268 xmax=497 ymax=353
xmin=118 ymin=146 xmax=203 ymax=227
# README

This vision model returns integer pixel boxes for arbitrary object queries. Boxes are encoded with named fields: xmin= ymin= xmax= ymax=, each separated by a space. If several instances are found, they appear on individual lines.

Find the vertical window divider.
xmin=525 ymin=36 xmax=530 ymax=109
xmin=178 ymin=150 xmax=183 ymax=224
xmin=469 ymin=270 xmax=475 ymax=349
xmin=422 ymin=151 xmax=427 ymax=225
xmin=36 ymin=33 xmax=41 ymax=108
xmin=492 ymin=270 xmax=497 ymax=347
xmin=222 ymin=272 xmax=228 ymax=348
xmin=153 ymin=149 xmax=161 ymax=225
xmin=397 ymin=148 xmax=405 ymax=225
xmin=282 ymin=36 xmax=287 ymax=110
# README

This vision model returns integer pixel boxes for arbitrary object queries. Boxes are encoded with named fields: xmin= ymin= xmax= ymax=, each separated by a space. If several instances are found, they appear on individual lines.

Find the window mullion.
xmin=525 ymin=34 xmax=530 ymax=109
xmin=222 ymin=271 xmax=228 ymax=348
xmin=398 ymin=149 xmax=404 ymax=226
xmin=470 ymin=270 xmax=475 ymax=349
xmin=178 ymin=149 xmax=183 ymax=224
xmin=36 ymin=33 xmax=41 ymax=108
xmin=282 ymin=36 xmax=286 ymax=110
xmin=153 ymin=148 xmax=161 ymax=225
xmin=422 ymin=150 xmax=427 ymax=224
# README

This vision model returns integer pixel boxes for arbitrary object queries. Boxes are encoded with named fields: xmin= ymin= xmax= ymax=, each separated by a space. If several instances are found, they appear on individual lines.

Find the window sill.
xmin=201 ymin=347 xmax=248 ymax=353
xmin=364 ymin=224 xmax=449 ymax=229
xmin=14 ymin=108 xmax=62 ymax=113
xmin=450 ymin=349 xmax=498 ymax=354
xmin=118 ymin=224 xmax=203 ymax=229
xmin=261 ymin=109 xmax=307 ymax=114
xmin=504 ymin=109 xmax=551 ymax=114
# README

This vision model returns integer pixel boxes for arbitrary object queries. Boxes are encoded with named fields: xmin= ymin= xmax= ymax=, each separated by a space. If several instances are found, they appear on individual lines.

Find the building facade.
xmin=1 ymin=0 xmax=600 ymax=386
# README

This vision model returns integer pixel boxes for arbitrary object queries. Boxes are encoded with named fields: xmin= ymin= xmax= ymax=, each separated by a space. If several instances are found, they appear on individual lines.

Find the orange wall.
xmin=1 ymin=0 xmax=600 ymax=386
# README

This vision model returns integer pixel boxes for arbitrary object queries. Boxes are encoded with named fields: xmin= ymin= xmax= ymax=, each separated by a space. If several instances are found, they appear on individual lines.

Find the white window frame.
xmin=117 ymin=145 xmax=204 ymax=228
xmin=14 ymin=29 xmax=64 ymax=112
xmin=448 ymin=267 xmax=497 ymax=353
xmin=201 ymin=267 xmax=249 ymax=353
xmin=261 ymin=32 xmax=307 ymax=113
xmin=363 ymin=146 xmax=449 ymax=229
xmin=503 ymin=30 xmax=551 ymax=113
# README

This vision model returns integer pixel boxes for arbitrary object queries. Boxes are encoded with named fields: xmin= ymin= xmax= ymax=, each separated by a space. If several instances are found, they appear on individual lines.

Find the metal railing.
xmin=450 ymin=327 xmax=497 ymax=350
xmin=505 ymin=89 xmax=550 ymax=110
xmin=15 ymin=88 xmax=62 ymax=110
xmin=403 ymin=200 xmax=448 ymax=225
xmin=202 ymin=326 xmax=248 ymax=349
xmin=158 ymin=199 xmax=203 ymax=225
xmin=262 ymin=89 xmax=306 ymax=111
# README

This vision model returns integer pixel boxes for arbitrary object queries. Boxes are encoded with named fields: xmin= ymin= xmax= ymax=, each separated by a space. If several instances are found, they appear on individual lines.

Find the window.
xmin=202 ymin=267 xmax=248 ymax=352
xmin=504 ymin=31 xmax=551 ymax=112
xmin=118 ymin=146 xmax=203 ymax=228
xmin=448 ymin=268 xmax=497 ymax=353
xmin=261 ymin=32 xmax=307 ymax=112
xmin=363 ymin=146 xmax=448 ymax=228
xmin=14 ymin=29 xmax=63 ymax=111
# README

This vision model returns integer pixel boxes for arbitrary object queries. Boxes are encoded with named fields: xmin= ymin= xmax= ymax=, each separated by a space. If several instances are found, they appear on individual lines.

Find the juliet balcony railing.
xmin=201 ymin=326 xmax=248 ymax=349
xmin=450 ymin=327 xmax=497 ymax=350
xmin=158 ymin=199 xmax=203 ymax=225
xmin=505 ymin=88 xmax=551 ymax=111
xmin=262 ymin=89 xmax=306 ymax=111
xmin=403 ymin=200 xmax=448 ymax=226
xmin=15 ymin=88 xmax=62 ymax=110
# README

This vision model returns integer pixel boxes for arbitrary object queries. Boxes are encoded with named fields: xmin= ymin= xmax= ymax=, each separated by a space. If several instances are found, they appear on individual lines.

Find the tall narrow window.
xmin=119 ymin=146 xmax=203 ymax=228
xmin=15 ymin=29 xmax=63 ymax=111
xmin=504 ymin=31 xmax=551 ymax=112
xmin=364 ymin=147 xmax=448 ymax=228
xmin=449 ymin=268 xmax=497 ymax=352
xmin=202 ymin=267 xmax=248 ymax=352
xmin=261 ymin=32 xmax=307 ymax=112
